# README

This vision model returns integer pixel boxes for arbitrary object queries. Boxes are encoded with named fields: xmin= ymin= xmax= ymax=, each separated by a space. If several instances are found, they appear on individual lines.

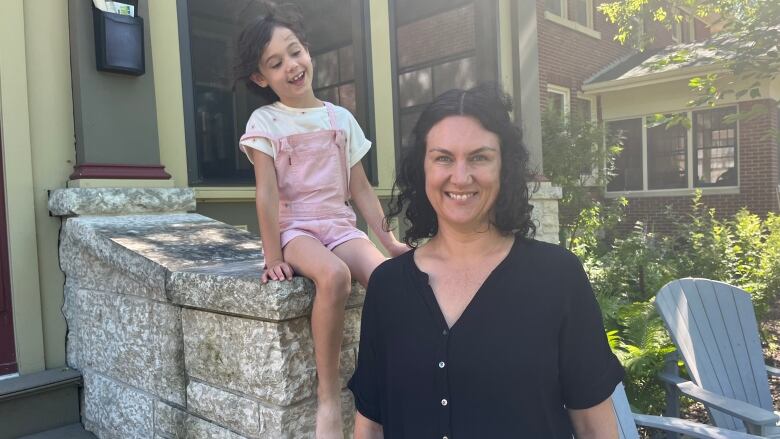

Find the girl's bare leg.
xmin=331 ymin=238 xmax=387 ymax=288
xmin=283 ymin=236 xmax=352 ymax=439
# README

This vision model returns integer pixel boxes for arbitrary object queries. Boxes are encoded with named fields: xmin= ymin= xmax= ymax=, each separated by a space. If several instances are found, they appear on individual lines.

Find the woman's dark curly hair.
xmin=233 ymin=1 xmax=307 ymax=103
xmin=386 ymin=83 xmax=536 ymax=247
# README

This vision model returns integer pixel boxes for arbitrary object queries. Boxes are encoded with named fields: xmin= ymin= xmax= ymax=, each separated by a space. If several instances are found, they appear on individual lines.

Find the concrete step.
xmin=18 ymin=424 xmax=95 ymax=439
xmin=0 ymin=368 xmax=82 ymax=439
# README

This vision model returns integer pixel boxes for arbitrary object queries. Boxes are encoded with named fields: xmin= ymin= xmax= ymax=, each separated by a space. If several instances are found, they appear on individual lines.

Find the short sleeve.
xmin=347 ymin=270 xmax=383 ymax=424
xmin=344 ymin=110 xmax=372 ymax=167
xmin=239 ymin=110 xmax=275 ymax=164
xmin=559 ymin=254 xmax=624 ymax=409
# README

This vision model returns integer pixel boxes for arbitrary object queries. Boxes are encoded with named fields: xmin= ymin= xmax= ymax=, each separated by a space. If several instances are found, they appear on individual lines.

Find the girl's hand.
xmin=386 ymin=241 xmax=412 ymax=257
xmin=262 ymin=259 xmax=294 ymax=283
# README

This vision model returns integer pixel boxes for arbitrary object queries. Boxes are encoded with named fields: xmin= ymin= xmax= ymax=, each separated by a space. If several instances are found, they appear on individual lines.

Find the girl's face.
xmin=251 ymin=26 xmax=317 ymax=108
xmin=423 ymin=115 xmax=502 ymax=234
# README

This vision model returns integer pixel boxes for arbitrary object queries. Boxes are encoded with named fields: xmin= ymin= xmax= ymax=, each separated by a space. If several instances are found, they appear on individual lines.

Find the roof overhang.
xmin=582 ymin=64 xmax=726 ymax=95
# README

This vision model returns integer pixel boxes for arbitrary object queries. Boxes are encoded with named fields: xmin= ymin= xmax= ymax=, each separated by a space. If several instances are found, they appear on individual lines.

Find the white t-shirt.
xmin=239 ymin=101 xmax=371 ymax=168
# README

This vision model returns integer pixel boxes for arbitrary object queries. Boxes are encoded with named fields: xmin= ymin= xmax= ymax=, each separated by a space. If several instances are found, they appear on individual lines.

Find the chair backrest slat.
xmin=655 ymin=280 xmax=741 ymax=430
xmin=655 ymin=278 xmax=773 ymax=431
xmin=611 ymin=382 xmax=641 ymax=439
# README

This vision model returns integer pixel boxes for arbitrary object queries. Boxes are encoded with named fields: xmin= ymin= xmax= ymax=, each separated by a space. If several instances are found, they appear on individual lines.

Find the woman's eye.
xmin=434 ymin=156 xmax=453 ymax=163
xmin=471 ymin=155 xmax=488 ymax=162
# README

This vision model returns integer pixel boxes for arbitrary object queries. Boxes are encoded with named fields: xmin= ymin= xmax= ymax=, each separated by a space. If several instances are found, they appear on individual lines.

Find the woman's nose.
xmin=450 ymin=161 xmax=472 ymax=185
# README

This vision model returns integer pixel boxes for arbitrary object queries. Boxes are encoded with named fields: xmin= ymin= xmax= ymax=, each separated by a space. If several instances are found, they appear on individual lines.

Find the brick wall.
xmin=620 ymin=100 xmax=780 ymax=233
xmin=537 ymin=0 xmax=633 ymax=111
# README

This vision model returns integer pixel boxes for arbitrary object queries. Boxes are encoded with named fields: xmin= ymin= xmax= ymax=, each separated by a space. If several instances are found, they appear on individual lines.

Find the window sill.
xmin=544 ymin=11 xmax=601 ymax=40
xmin=604 ymin=186 xmax=739 ymax=199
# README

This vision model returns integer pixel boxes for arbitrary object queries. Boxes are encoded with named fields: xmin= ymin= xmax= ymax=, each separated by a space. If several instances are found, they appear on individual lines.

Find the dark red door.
xmin=0 ymin=124 xmax=17 ymax=375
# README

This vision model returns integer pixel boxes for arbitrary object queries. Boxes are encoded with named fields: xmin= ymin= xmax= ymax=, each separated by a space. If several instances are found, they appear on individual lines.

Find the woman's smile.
xmin=424 ymin=115 xmax=501 ymax=231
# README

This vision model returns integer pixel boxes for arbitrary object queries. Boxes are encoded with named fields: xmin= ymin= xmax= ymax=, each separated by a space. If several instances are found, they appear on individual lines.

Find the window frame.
xmin=604 ymin=105 xmax=740 ymax=197
xmin=389 ymin=0 xmax=500 ymax=165
xmin=543 ymin=0 xmax=601 ymax=39
xmin=177 ymin=0 xmax=377 ymax=187
xmin=546 ymin=84 xmax=571 ymax=119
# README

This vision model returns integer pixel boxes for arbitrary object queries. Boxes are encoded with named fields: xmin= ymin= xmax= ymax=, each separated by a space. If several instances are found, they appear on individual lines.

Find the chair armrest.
xmin=633 ymin=413 xmax=765 ymax=439
xmin=766 ymin=364 xmax=780 ymax=378
xmin=658 ymin=372 xmax=779 ymax=427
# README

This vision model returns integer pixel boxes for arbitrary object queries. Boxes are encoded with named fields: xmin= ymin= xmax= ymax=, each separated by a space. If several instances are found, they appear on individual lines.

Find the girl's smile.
xmin=251 ymin=27 xmax=318 ymax=108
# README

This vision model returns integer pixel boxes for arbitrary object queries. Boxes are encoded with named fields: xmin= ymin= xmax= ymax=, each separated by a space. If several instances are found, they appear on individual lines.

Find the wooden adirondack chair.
xmin=612 ymin=382 xmax=763 ymax=439
xmin=655 ymin=278 xmax=780 ymax=437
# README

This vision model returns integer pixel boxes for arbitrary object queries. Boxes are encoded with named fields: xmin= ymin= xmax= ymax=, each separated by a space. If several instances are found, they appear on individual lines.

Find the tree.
xmin=541 ymin=109 xmax=623 ymax=249
xmin=599 ymin=0 xmax=779 ymax=112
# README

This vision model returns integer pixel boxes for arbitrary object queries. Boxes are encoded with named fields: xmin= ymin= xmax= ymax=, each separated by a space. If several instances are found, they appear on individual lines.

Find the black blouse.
xmin=348 ymin=237 xmax=624 ymax=438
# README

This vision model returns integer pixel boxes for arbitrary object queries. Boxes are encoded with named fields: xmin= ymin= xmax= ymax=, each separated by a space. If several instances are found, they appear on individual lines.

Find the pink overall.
xmin=241 ymin=102 xmax=369 ymax=250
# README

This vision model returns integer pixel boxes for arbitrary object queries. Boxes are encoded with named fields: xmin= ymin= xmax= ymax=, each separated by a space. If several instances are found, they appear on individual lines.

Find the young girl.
xmin=235 ymin=5 xmax=408 ymax=438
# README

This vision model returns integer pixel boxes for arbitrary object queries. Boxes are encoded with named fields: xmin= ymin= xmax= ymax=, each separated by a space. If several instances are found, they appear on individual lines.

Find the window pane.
xmin=400 ymin=110 xmax=422 ymax=150
xmin=396 ymin=3 xmax=475 ymax=69
xmin=314 ymin=50 xmax=339 ymax=89
xmin=432 ymin=57 xmax=476 ymax=97
xmin=694 ymin=107 xmax=737 ymax=187
xmin=607 ymin=119 xmax=644 ymax=191
xmin=569 ymin=0 xmax=588 ymax=26
xmin=545 ymin=0 xmax=562 ymax=16
xmin=572 ymin=98 xmax=592 ymax=122
xmin=399 ymin=68 xmax=433 ymax=108
xmin=548 ymin=92 xmax=565 ymax=120
xmin=185 ymin=0 xmax=369 ymax=185
xmin=339 ymin=84 xmax=356 ymax=115
xmin=647 ymin=118 xmax=688 ymax=189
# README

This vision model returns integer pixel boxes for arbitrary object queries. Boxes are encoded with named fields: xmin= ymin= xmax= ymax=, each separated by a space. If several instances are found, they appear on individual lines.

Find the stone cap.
xmin=49 ymin=188 xmax=196 ymax=216
xmin=62 ymin=213 xmax=363 ymax=321
xmin=529 ymin=181 xmax=563 ymax=200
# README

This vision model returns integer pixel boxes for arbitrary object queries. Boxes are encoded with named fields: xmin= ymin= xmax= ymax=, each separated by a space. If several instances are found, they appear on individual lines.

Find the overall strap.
xmin=323 ymin=102 xmax=338 ymax=130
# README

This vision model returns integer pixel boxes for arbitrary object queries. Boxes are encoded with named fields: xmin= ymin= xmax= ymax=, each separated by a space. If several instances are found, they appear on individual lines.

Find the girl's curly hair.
xmin=233 ymin=1 xmax=307 ymax=103
xmin=386 ymin=82 xmax=536 ymax=247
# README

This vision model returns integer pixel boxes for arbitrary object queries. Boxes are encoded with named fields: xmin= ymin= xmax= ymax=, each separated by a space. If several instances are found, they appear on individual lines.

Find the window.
xmin=694 ymin=107 xmax=737 ymax=187
xmin=607 ymin=119 xmax=644 ymax=192
xmin=647 ymin=116 xmax=688 ymax=189
xmin=391 ymin=0 xmax=498 ymax=155
xmin=606 ymin=106 xmax=738 ymax=193
xmin=547 ymin=85 xmax=570 ymax=120
xmin=545 ymin=0 xmax=593 ymax=29
xmin=180 ymin=0 xmax=374 ymax=185
xmin=673 ymin=14 xmax=695 ymax=43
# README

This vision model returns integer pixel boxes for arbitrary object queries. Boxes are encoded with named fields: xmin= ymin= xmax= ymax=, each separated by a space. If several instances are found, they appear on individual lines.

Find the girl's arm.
xmin=348 ymin=162 xmax=409 ymax=257
xmin=353 ymin=412 xmax=383 ymax=439
xmin=568 ymin=397 xmax=618 ymax=439
xmin=251 ymin=149 xmax=293 ymax=282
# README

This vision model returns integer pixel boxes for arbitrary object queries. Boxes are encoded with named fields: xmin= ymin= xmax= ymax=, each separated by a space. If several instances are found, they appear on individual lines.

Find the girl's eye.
xmin=270 ymin=62 xmax=282 ymax=69
xmin=292 ymin=50 xmax=301 ymax=56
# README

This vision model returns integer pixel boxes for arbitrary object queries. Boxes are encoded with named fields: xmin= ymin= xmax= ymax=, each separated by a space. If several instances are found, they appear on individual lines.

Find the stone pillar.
xmin=49 ymin=188 xmax=360 ymax=438
xmin=529 ymin=181 xmax=563 ymax=244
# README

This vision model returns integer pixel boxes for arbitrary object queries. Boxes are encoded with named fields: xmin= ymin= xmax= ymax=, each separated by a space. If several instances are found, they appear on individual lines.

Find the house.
xmin=0 ymin=0 xmax=777 ymax=436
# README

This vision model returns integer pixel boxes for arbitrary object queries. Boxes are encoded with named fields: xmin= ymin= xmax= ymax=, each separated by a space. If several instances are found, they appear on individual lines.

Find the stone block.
xmin=48 ymin=188 xmax=196 ymax=216
xmin=82 ymin=370 xmax=155 ymax=438
xmin=64 ymin=288 xmax=185 ymax=404
xmin=182 ymin=308 xmax=361 ymax=406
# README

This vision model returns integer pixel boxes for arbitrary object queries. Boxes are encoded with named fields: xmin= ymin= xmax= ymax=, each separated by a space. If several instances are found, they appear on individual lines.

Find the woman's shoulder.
xmin=369 ymin=251 xmax=413 ymax=284
xmin=515 ymin=235 xmax=581 ymax=267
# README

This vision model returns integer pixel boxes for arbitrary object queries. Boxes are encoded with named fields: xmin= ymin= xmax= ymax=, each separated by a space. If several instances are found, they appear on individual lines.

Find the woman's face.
xmin=424 ymin=115 xmax=502 ymax=233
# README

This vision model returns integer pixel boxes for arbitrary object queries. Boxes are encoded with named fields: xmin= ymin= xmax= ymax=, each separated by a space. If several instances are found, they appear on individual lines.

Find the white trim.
xmin=547 ymin=84 xmax=570 ymax=117
xmin=605 ymin=186 xmax=740 ymax=198
xmin=543 ymin=11 xmax=602 ymax=40
xmin=582 ymin=65 xmax=726 ymax=94
xmin=604 ymin=104 xmax=741 ymax=197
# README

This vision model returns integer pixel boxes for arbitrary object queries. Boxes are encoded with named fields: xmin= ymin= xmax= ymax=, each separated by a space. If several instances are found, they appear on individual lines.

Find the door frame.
xmin=0 ymin=123 xmax=17 ymax=375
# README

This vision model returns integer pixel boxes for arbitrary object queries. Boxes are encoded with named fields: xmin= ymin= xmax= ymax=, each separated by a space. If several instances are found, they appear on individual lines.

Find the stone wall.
xmin=50 ymin=188 xmax=360 ymax=438
xmin=50 ymin=186 xmax=561 ymax=438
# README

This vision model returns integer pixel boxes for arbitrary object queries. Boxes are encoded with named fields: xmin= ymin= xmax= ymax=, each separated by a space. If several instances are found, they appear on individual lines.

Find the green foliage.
xmin=571 ymin=192 xmax=780 ymax=413
xmin=541 ymin=109 xmax=622 ymax=249
xmin=598 ymin=0 xmax=780 ymax=110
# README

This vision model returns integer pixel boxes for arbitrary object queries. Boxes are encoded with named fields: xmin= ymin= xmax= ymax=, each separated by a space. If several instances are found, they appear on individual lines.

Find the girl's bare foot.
xmin=315 ymin=397 xmax=344 ymax=439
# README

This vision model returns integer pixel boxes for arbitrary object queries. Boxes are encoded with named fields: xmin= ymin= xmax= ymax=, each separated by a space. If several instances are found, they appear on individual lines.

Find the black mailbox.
xmin=93 ymin=7 xmax=145 ymax=76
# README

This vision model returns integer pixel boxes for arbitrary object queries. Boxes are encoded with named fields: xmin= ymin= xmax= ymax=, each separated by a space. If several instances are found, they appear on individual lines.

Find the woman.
xmin=348 ymin=83 xmax=624 ymax=438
